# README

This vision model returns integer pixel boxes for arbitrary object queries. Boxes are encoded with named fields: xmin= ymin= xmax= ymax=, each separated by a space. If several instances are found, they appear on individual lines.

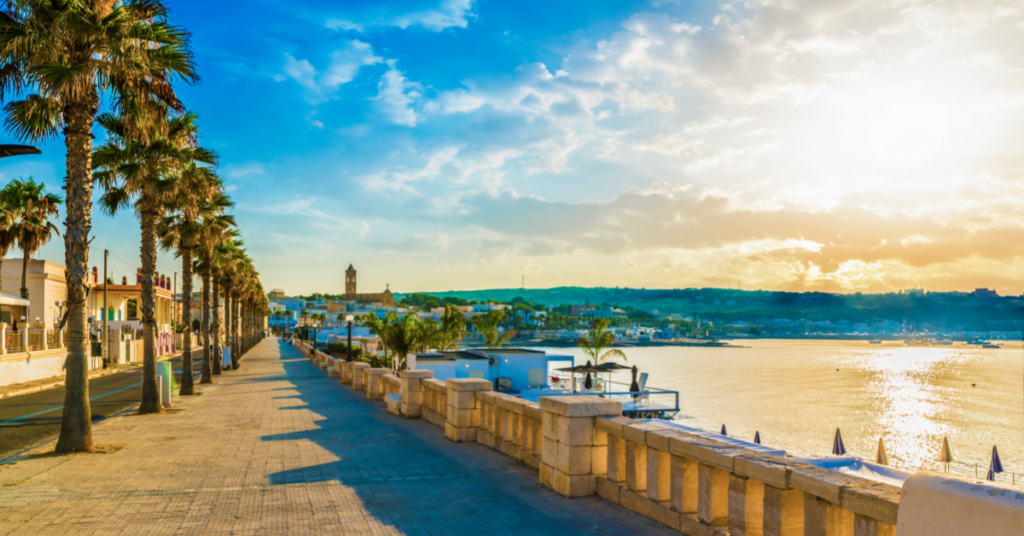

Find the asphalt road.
xmin=0 ymin=351 xmax=207 ymax=458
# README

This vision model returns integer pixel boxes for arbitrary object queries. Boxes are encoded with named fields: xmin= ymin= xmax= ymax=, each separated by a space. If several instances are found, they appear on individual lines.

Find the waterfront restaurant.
xmin=412 ymin=348 xmax=573 ymax=392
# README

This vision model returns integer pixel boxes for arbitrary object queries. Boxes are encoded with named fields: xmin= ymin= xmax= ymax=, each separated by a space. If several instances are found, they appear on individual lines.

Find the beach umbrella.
xmin=990 ymin=446 xmax=1004 ymax=474
xmin=986 ymin=465 xmax=996 ymax=481
xmin=832 ymin=428 xmax=847 ymax=456
xmin=630 ymin=365 xmax=640 ymax=401
xmin=876 ymin=438 xmax=889 ymax=466
xmin=720 ymin=425 xmax=727 ymax=436
xmin=754 ymin=431 xmax=761 ymax=444
xmin=938 ymin=437 xmax=954 ymax=472
xmin=584 ymin=372 xmax=593 ymax=390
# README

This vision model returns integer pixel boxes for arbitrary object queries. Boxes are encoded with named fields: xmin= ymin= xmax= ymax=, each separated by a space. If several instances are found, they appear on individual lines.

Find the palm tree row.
xmin=361 ymin=304 xmax=467 ymax=368
xmin=0 ymin=1 xmax=267 ymax=453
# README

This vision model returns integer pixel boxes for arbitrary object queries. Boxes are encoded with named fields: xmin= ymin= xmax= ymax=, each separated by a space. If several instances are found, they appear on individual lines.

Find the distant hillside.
xmin=395 ymin=286 xmax=1024 ymax=329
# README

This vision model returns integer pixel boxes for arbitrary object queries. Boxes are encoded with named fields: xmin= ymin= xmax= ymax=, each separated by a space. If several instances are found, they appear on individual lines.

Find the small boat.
xmin=983 ymin=344 xmax=1000 ymax=349
xmin=869 ymin=339 xmax=882 ymax=344
xmin=967 ymin=340 xmax=989 ymax=345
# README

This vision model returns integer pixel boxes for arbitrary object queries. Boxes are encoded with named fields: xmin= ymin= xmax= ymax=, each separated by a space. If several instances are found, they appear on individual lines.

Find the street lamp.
xmin=346 ymin=314 xmax=355 ymax=362
xmin=311 ymin=323 xmax=318 ymax=349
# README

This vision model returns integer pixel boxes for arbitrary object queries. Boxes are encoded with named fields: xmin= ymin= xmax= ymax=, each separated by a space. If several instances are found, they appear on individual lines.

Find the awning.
xmin=0 ymin=292 xmax=29 ymax=307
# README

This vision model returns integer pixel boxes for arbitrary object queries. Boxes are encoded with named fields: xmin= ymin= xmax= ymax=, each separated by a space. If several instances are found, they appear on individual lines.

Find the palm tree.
xmin=0 ymin=0 xmax=197 ymax=454
xmin=197 ymin=205 xmax=235 ymax=381
xmin=7 ymin=177 xmax=61 ymax=299
xmin=472 ymin=309 xmax=517 ymax=349
xmin=577 ymin=318 xmax=627 ymax=364
xmin=284 ymin=309 xmax=294 ymax=331
xmin=0 ymin=183 xmax=17 ymax=294
xmin=300 ymin=309 xmax=310 ymax=326
xmin=438 ymin=305 xmax=466 ymax=351
xmin=158 ymin=168 xmax=221 ymax=395
xmin=94 ymin=109 xmax=215 ymax=414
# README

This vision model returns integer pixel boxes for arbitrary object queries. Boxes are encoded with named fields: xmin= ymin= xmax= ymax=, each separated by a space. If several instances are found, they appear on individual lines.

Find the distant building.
xmin=269 ymin=288 xmax=286 ymax=300
xmin=579 ymin=306 xmax=627 ymax=319
xmin=903 ymin=288 xmax=925 ymax=297
xmin=343 ymin=264 xmax=395 ymax=307
xmin=973 ymin=288 xmax=998 ymax=298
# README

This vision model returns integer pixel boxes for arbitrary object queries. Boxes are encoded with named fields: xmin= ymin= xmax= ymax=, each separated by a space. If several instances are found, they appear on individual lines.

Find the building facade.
xmin=343 ymin=264 xmax=395 ymax=307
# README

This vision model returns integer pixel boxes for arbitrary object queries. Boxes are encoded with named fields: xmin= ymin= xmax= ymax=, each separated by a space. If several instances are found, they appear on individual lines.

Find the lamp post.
xmin=346 ymin=314 xmax=354 ymax=362
xmin=311 ymin=323 xmax=318 ymax=349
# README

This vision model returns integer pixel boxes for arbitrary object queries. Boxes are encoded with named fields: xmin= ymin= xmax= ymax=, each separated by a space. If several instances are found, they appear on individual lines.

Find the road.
xmin=0 ymin=351 xmax=207 ymax=458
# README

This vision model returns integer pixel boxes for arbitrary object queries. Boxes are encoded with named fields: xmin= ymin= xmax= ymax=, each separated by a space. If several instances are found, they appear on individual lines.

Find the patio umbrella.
xmin=584 ymin=370 xmax=593 ymax=390
xmin=987 ymin=465 xmax=996 ymax=481
xmin=876 ymin=438 xmax=889 ymax=466
xmin=832 ymin=428 xmax=847 ymax=456
xmin=630 ymin=365 xmax=640 ymax=401
xmin=938 ymin=437 xmax=954 ymax=472
xmin=720 ymin=424 xmax=727 ymax=436
xmin=754 ymin=431 xmax=761 ymax=444
xmin=595 ymin=362 xmax=631 ymax=371
xmin=990 ymin=445 xmax=1004 ymax=474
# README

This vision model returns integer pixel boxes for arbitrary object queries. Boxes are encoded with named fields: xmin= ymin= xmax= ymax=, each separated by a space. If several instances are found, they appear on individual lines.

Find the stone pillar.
xmin=445 ymin=378 xmax=490 ymax=442
xmin=607 ymin=434 xmax=626 ymax=483
xmin=399 ymin=369 xmax=433 ymax=418
xmin=646 ymin=448 xmax=671 ymax=502
xmin=340 ymin=361 xmax=353 ymax=385
xmin=351 ymin=362 xmax=370 ymax=391
xmin=58 ymin=328 xmax=63 ymax=348
xmin=625 ymin=438 xmax=647 ymax=491
xmin=0 ymin=325 xmax=6 ymax=355
xmin=21 ymin=329 xmax=28 ymax=352
xmin=42 ymin=329 xmax=48 ymax=350
xmin=698 ymin=463 xmax=730 ymax=526
xmin=671 ymin=455 xmax=698 ymax=513
xmin=764 ymin=485 xmax=804 ymax=536
xmin=729 ymin=475 xmax=765 ymax=536
xmin=539 ymin=395 xmax=622 ymax=498
xmin=366 ymin=368 xmax=387 ymax=400
xmin=804 ymin=494 xmax=853 ymax=536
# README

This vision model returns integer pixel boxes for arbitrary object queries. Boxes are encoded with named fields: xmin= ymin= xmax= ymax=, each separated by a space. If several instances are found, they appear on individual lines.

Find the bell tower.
xmin=345 ymin=264 xmax=357 ymax=296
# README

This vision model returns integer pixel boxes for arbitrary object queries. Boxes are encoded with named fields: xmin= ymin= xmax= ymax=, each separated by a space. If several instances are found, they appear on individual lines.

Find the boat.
xmin=967 ymin=340 xmax=989 ymax=345
xmin=983 ymin=344 xmax=1001 ymax=349
xmin=869 ymin=339 xmax=882 ymax=344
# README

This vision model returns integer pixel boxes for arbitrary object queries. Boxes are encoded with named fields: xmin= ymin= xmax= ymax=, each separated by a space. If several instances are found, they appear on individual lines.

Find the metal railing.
xmin=46 ymin=329 xmax=58 ymax=348
xmin=5 ymin=331 xmax=20 ymax=353
xmin=931 ymin=460 xmax=1023 ymax=488
xmin=27 ymin=329 xmax=43 ymax=351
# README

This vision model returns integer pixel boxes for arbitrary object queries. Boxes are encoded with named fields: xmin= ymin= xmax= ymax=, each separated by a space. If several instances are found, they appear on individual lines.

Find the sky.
xmin=4 ymin=0 xmax=1024 ymax=296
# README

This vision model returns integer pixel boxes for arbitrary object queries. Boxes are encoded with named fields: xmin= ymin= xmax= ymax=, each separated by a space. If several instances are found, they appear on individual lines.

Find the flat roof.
xmin=472 ymin=348 xmax=546 ymax=354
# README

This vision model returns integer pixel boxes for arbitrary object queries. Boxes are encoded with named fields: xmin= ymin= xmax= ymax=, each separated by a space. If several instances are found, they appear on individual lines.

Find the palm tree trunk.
xmin=55 ymin=98 xmax=97 ymax=454
xmin=231 ymin=292 xmax=239 ymax=369
xmin=211 ymin=274 xmax=221 ymax=375
xmin=19 ymin=247 xmax=29 ymax=299
xmin=138 ymin=202 xmax=161 ymax=415
xmin=200 ymin=257 xmax=212 ymax=382
xmin=178 ymin=241 xmax=194 ymax=395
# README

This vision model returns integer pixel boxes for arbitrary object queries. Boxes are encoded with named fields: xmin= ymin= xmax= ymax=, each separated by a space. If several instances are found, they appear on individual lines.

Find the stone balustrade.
xmin=421 ymin=378 xmax=447 ymax=427
xmin=301 ymin=347 xmax=1022 ymax=536
xmin=596 ymin=417 xmax=900 ymax=536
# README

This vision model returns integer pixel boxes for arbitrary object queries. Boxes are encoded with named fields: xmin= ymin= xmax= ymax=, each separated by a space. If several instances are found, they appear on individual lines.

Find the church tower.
xmin=345 ymin=264 xmax=357 ymax=296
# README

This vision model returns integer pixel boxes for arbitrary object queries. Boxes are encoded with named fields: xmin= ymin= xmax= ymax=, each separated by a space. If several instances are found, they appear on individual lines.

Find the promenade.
xmin=0 ymin=338 xmax=674 ymax=535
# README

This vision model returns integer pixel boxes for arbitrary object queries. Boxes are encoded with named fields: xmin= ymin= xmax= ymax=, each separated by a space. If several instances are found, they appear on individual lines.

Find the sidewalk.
xmin=0 ymin=338 xmax=676 ymax=535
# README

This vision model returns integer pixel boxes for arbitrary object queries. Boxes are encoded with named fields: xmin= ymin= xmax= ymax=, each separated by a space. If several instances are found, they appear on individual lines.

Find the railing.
xmin=476 ymin=391 xmax=543 ymax=469
xmin=598 ymin=418 xmax=900 ymax=535
xmin=522 ymin=379 xmax=679 ymax=418
xmin=5 ymin=331 xmax=20 ymax=353
xmin=46 ymin=329 xmax=58 ymax=348
xmin=938 ymin=460 xmax=1023 ymax=488
xmin=421 ymin=379 xmax=447 ymax=428
xmin=381 ymin=374 xmax=400 ymax=397
xmin=27 ymin=329 xmax=43 ymax=351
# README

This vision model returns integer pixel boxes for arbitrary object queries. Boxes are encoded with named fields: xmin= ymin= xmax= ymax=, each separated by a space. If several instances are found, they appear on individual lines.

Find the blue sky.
xmin=6 ymin=0 xmax=1024 ymax=296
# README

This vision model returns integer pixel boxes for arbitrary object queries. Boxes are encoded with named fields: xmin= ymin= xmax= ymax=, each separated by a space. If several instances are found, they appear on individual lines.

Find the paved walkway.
xmin=0 ymin=338 xmax=676 ymax=535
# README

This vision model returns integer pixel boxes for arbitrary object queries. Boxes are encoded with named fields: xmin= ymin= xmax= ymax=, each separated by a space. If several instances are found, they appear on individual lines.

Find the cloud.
xmin=278 ymin=40 xmax=382 ymax=103
xmin=324 ymin=0 xmax=476 ymax=33
xmin=225 ymin=163 xmax=265 ymax=179
xmin=245 ymin=197 xmax=371 ymax=237
xmin=374 ymin=64 xmax=421 ymax=126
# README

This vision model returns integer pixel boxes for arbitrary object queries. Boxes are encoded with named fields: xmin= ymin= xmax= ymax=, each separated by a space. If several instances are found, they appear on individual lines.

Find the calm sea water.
xmin=534 ymin=339 xmax=1024 ymax=475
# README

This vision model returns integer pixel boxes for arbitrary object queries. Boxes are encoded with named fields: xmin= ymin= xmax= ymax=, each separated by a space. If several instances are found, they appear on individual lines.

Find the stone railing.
xmin=476 ymin=391 xmax=543 ymax=470
xmin=597 ymin=418 xmax=900 ymax=536
xmin=300 ymin=346 xmax=1022 ymax=536
xmin=421 ymin=378 xmax=447 ymax=428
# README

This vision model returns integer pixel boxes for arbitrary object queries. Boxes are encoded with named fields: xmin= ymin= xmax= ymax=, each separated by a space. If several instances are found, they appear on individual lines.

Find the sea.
xmin=534 ymin=339 xmax=1024 ymax=476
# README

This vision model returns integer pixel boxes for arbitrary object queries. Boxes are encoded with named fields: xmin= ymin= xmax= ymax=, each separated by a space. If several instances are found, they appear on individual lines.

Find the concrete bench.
xmin=385 ymin=394 xmax=401 ymax=416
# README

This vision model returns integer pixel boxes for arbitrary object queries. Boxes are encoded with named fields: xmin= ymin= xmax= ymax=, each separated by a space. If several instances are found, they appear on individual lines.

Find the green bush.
xmin=327 ymin=341 xmax=364 ymax=360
